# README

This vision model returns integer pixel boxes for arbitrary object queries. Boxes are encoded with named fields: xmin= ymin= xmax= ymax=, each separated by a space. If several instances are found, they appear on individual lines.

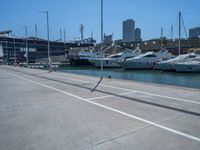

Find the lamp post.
xmin=39 ymin=10 xmax=52 ymax=72
xmin=100 ymin=0 xmax=103 ymax=80
xmin=24 ymin=26 xmax=28 ymax=67
xmin=13 ymin=34 xmax=17 ymax=66
xmin=91 ymin=0 xmax=103 ymax=92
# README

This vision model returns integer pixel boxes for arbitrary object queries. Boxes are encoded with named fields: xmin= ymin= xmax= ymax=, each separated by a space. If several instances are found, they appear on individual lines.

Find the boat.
xmin=90 ymin=47 xmax=141 ymax=68
xmin=157 ymin=52 xmax=199 ymax=71
xmin=173 ymin=58 xmax=200 ymax=72
xmin=70 ymin=51 xmax=101 ymax=66
xmin=118 ymin=49 xmax=174 ymax=69
xmin=172 ymin=56 xmax=200 ymax=72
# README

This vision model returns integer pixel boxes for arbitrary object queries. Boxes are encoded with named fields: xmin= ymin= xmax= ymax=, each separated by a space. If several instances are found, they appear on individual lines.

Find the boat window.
xmin=188 ymin=55 xmax=196 ymax=58
xmin=144 ymin=54 xmax=156 ymax=57
xmin=110 ymin=55 xmax=122 ymax=58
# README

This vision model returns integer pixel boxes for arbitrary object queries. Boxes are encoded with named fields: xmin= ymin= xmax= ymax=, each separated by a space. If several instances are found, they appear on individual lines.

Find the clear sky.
xmin=0 ymin=0 xmax=200 ymax=42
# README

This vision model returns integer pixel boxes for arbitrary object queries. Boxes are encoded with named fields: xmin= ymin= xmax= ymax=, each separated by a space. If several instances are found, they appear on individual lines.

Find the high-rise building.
xmin=189 ymin=27 xmax=200 ymax=39
xmin=135 ymin=28 xmax=142 ymax=42
xmin=123 ymin=19 xmax=135 ymax=42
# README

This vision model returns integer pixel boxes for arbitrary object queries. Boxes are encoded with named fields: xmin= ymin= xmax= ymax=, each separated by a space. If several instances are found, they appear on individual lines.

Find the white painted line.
xmin=2 ymin=69 xmax=200 ymax=142
xmin=87 ymin=91 xmax=136 ymax=101
xmin=4 ymin=67 xmax=200 ymax=105
xmin=47 ymin=72 xmax=200 ymax=105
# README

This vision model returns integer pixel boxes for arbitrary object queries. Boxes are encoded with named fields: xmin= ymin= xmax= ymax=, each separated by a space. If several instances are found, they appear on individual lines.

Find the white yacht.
xmin=90 ymin=48 xmax=141 ymax=68
xmin=173 ymin=57 xmax=200 ymax=72
xmin=70 ymin=51 xmax=101 ymax=66
xmin=118 ymin=49 xmax=174 ymax=69
xmin=157 ymin=53 xmax=199 ymax=71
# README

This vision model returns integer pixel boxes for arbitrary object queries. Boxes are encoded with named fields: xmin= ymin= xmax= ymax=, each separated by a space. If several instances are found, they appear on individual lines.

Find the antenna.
xmin=91 ymin=31 xmax=93 ymax=39
xmin=60 ymin=28 xmax=62 ymax=41
xmin=161 ymin=27 xmax=164 ymax=47
xmin=35 ymin=24 xmax=38 ymax=37
xmin=80 ymin=24 xmax=84 ymax=41
xmin=64 ymin=28 xmax=66 ymax=43
xmin=171 ymin=25 xmax=173 ymax=40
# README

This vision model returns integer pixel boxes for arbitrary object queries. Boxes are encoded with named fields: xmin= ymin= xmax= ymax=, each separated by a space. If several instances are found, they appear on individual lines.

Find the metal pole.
xmin=64 ymin=28 xmax=66 ymax=43
xmin=35 ymin=24 xmax=38 ymax=37
xmin=47 ymin=11 xmax=52 ymax=72
xmin=100 ymin=0 xmax=103 ymax=78
xmin=60 ymin=28 xmax=62 ymax=41
xmin=171 ymin=25 xmax=173 ymax=40
xmin=178 ymin=12 xmax=181 ymax=55
xmin=13 ymin=35 xmax=17 ymax=66
xmin=38 ymin=10 xmax=52 ymax=71
xmin=91 ymin=0 xmax=103 ymax=92
xmin=6 ymin=41 xmax=8 ymax=64
xmin=25 ymin=26 xmax=28 ymax=67
xmin=161 ymin=27 xmax=163 ymax=47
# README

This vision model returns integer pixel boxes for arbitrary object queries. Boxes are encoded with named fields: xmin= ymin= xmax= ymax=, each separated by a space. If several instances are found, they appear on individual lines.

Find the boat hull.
xmin=119 ymin=61 xmax=155 ymax=69
xmin=70 ymin=59 xmax=95 ymax=66
xmin=90 ymin=59 xmax=121 ymax=68
xmin=173 ymin=63 xmax=200 ymax=72
xmin=157 ymin=62 xmax=175 ymax=71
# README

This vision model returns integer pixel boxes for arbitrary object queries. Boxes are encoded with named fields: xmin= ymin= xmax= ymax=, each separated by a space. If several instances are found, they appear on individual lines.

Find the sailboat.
xmin=157 ymin=12 xmax=194 ymax=71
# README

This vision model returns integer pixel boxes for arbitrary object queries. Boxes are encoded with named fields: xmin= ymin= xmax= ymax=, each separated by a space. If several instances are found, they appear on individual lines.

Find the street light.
xmin=91 ymin=0 xmax=103 ymax=92
xmin=38 ymin=10 xmax=52 ymax=72
xmin=23 ymin=26 xmax=28 ymax=67
xmin=13 ymin=34 xmax=17 ymax=66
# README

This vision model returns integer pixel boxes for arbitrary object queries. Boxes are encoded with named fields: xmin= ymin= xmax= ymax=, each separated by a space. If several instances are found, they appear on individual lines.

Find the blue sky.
xmin=0 ymin=0 xmax=200 ymax=42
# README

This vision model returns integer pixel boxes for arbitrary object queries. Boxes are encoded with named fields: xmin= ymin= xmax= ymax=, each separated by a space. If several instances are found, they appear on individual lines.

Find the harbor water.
xmin=59 ymin=67 xmax=200 ymax=89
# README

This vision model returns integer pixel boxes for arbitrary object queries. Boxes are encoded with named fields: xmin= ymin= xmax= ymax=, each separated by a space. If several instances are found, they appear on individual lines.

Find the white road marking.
xmin=87 ymin=91 xmax=136 ymax=101
xmin=2 ymin=69 xmax=200 ymax=142
xmin=47 ymin=72 xmax=200 ymax=105
xmin=3 ymin=67 xmax=200 ymax=105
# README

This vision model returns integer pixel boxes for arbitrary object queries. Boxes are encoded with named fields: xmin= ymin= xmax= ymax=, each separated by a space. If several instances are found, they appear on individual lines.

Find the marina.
xmin=1 ymin=0 xmax=200 ymax=149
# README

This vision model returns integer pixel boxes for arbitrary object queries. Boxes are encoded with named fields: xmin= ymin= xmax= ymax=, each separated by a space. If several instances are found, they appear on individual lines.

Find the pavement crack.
xmin=95 ymin=124 xmax=152 ymax=146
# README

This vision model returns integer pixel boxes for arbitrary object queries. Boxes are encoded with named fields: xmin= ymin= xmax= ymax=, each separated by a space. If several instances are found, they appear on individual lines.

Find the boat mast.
xmin=178 ymin=11 xmax=181 ymax=55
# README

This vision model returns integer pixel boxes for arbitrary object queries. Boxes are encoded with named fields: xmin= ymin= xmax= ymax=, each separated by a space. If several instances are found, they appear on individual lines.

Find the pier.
xmin=0 ymin=66 xmax=200 ymax=149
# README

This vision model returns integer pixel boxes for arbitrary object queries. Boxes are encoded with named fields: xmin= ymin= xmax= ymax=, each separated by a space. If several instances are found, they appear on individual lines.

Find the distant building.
xmin=123 ymin=19 xmax=135 ymax=42
xmin=189 ymin=27 xmax=200 ymax=39
xmin=104 ymin=33 xmax=112 ymax=43
xmin=135 ymin=28 xmax=142 ymax=42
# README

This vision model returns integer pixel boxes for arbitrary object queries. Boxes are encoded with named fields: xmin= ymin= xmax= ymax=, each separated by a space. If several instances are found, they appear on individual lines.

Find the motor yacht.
xmin=157 ymin=53 xmax=199 ymax=71
xmin=70 ymin=51 xmax=101 ymax=66
xmin=173 ymin=57 xmax=200 ymax=72
xmin=118 ymin=49 xmax=174 ymax=69
xmin=91 ymin=48 xmax=141 ymax=68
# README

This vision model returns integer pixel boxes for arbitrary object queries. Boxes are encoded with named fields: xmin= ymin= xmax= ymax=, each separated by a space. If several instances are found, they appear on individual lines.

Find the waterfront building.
xmin=135 ymin=28 xmax=142 ymax=42
xmin=123 ymin=19 xmax=135 ymax=42
xmin=104 ymin=33 xmax=113 ymax=43
xmin=189 ymin=26 xmax=200 ymax=39
xmin=0 ymin=30 xmax=93 ymax=64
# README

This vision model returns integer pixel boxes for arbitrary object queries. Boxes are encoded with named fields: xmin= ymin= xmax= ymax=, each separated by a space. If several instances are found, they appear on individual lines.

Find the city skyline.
xmin=0 ymin=0 xmax=200 ymax=42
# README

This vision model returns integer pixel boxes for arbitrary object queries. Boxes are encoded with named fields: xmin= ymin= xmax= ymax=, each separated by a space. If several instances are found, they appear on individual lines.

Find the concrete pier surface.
xmin=0 ymin=65 xmax=200 ymax=150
